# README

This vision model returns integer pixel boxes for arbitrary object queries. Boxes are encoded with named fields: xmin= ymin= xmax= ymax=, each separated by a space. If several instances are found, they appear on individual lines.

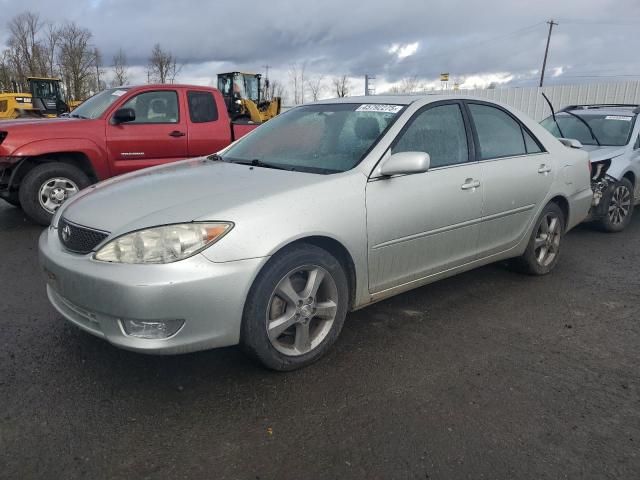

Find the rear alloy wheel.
xmin=512 ymin=202 xmax=565 ymax=275
xmin=19 ymin=162 xmax=91 ymax=226
xmin=241 ymin=244 xmax=349 ymax=371
xmin=598 ymin=178 xmax=634 ymax=233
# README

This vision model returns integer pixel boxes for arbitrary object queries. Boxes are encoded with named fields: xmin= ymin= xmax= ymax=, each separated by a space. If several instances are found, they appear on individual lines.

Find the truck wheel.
xmin=241 ymin=243 xmax=349 ymax=371
xmin=19 ymin=162 xmax=90 ymax=225
xmin=511 ymin=202 xmax=565 ymax=276
xmin=597 ymin=178 xmax=634 ymax=233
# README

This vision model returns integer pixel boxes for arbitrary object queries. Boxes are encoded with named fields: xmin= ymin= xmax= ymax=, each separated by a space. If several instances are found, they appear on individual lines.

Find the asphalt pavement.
xmin=1 ymin=201 xmax=639 ymax=480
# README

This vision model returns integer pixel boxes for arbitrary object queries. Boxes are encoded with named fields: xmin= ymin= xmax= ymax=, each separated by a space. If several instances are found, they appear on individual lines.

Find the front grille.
xmin=58 ymin=218 xmax=109 ymax=254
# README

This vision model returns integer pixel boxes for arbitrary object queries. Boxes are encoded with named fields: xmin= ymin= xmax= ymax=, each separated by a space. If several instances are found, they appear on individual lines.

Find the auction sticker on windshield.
xmin=605 ymin=115 xmax=632 ymax=121
xmin=112 ymin=90 xmax=127 ymax=97
xmin=356 ymin=104 xmax=403 ymax=114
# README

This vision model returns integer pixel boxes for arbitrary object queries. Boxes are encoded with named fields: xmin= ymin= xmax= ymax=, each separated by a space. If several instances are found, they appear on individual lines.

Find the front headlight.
xmin=94 ymin=222 xmax=233 ymax=264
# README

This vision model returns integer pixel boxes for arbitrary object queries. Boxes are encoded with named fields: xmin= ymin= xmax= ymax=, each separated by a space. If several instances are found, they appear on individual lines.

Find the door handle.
xmin=538 ymin=164 xmax=552 ymax=174
xmin=461 ymin=178 xmax=480 ymax=190
xmin=169 ymin=130 xmax=186 ymax=137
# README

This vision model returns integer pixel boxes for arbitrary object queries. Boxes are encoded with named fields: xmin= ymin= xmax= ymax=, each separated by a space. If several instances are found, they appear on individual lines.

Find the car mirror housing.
xmin=380 ymin=151 xmax=431 ymax=177
xmin=558 ymin=137 xmax=583 ymax=149
xmin=113 ymin=108 xmax=136 ymax=124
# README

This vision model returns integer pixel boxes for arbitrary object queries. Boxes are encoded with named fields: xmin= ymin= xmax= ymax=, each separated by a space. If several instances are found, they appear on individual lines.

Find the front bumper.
xmin=38 ymin=227 xmax=267 ymax=354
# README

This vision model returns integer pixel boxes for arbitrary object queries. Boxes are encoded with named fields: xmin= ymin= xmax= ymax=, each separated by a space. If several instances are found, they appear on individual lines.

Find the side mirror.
xmin=113 ymin=107 xmax=136 ymax=124
xmin=558 ymin=137 xmax=583 ymax=149
xmin=380 ymin=151 xmax=431 ymax=177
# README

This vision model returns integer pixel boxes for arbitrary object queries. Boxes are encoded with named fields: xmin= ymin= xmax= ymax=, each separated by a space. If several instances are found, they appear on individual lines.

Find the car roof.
xmin=313 ymin=94 xmax=495 ymax=106
xmin=562 ymin=104 xmax=639 ymax=116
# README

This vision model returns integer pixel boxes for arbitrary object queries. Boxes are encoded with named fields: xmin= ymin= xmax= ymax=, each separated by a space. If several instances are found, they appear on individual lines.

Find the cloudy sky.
xmin=1 ymin=0 xmax=639 ymax=101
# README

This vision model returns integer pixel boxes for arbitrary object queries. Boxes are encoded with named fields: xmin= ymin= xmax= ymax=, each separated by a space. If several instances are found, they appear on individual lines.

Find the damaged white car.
xmin=541 ymin=104 xmax=640 ymax=232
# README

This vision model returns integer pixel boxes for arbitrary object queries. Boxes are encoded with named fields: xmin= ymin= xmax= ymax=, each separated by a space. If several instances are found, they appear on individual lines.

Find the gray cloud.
xmin=1 ymin=0 xmax=639 ymax=89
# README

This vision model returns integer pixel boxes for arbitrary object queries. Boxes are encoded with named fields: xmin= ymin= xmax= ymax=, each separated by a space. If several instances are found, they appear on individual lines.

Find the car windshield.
xmin=223 ymin=103 xmax=404 ymax=173
xmin=70 ymin=88 xmax=130 ymax=119
xmin=541 ymin=113 xmax=635 ymax=146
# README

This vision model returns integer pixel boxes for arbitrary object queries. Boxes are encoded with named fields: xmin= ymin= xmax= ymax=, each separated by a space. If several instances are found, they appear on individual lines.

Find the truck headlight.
xmin=94 ymin=222 xmax=233 ymax=264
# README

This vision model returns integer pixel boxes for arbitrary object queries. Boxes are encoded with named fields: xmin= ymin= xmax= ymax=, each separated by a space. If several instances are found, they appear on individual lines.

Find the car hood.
xmin=61 ymin=159 xmax=336 ymax=234
xmin=581 ymin=145 xmax=627 ymax=163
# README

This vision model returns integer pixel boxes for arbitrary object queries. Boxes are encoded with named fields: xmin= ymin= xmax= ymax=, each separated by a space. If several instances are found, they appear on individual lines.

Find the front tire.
xmin=596 ymin=178 xmax=634 ymax=233
xmin=241 ymin=244 xmax=349 ymax=371
xmin=19 ymin=162 xmax=90 ymax=226
xmin=513 ymin=202 xmax=565 ymax=276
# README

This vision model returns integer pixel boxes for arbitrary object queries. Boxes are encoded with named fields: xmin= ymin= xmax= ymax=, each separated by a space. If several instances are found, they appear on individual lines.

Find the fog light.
xmin=121 ymin=319 xmax=184 ymax=339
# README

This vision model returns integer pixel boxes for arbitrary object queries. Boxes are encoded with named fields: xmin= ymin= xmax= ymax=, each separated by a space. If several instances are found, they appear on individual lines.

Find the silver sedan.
xmin=39 ymin=96 xmax=593 ymax=370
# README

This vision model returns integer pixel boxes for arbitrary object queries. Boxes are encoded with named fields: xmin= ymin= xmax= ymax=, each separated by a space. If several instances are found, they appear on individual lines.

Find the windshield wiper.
xmin=563 ymin=110 xmax=601 ymax=146
xmin=541 ymin=92 xmax=565 ymax=138
xmin=69 ymin=113 xmax=88 ymax=119
xmin=227 ymin=158 xmax=292 ymax=171
xmin=207 ymin=153 xmax=224 ymax=161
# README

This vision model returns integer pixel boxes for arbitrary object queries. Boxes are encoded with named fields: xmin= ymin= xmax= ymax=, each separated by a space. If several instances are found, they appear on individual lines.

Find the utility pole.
xmin=262 ymin=64 xmax=271 ymax=99
xmin=539 ymin=19 xmax=558 ymax=87
xmin=364 ymin=74 xmax=376 ymax=96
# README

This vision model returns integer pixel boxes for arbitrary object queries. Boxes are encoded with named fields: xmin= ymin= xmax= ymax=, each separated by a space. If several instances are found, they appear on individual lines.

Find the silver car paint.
xmin=39 ymin=95 xmax=593 ymax=354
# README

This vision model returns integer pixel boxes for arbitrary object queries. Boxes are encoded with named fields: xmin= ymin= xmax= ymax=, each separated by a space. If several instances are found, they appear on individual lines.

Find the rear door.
xmin=106 ymin=89 xmax=188 ymax=175
xmin=465 ymin=102 xmax=554 ymax=256
xmin=366 ymin=101 xmax=483 ymax=293
xmin=186 ymin=90 xmax=234 ymax=156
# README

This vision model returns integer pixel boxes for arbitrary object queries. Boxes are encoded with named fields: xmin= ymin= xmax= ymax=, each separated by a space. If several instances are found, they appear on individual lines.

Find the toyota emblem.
xmin=62 ymin=225 xmax=71 ymax=242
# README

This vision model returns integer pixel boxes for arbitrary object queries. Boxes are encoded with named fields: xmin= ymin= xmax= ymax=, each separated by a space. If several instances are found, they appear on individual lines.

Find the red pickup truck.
xmin=0 ymin=84 xmax=258 ymax=224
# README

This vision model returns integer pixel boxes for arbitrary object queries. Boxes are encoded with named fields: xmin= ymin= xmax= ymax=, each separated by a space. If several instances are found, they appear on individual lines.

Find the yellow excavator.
xmin=0 ymin=77 xmax=71 ymax=119
xmin=217 ymin=72 xmax=281 ymax=123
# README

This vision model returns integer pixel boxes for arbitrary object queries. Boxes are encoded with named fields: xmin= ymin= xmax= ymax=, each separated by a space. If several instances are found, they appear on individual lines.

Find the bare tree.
xmin=288 ymin=62 xmax=307 ymax=104
xmin=6 ymin=12 xmax=47 ymax=87
xmin=388 ymin=76 xmax=423 ymax=94
xmin=42 ymin=22 xmax=60 ymax=78
xmin=57 ymin=22 xmax=97 ymax=100
xmin=333 ymin=75 xmax=350 ymax=98
xmin=93 ymin=47 xmax=105 ymax=91
xmin=267 ymin=79 xmax=286 ymax=100
xmin=306 ymin=75 xmax=325 ymax=101
xmin=111 ymin=48 xmax=128 ymax=86
xmin=0 ymin=51 xmax=13 ymax=91
xmin=148 ymin=44 xmax=181 ymax=84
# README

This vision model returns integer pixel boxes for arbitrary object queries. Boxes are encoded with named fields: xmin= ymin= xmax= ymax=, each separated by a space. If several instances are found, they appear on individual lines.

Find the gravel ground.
xmin=1 ymin=201 xmax=639 ymax=480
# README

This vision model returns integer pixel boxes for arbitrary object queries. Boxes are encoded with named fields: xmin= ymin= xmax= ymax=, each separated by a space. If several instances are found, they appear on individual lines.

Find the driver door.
xmin=106 ymin=89 xmax=188 ymax=175
xmin=366 ymin=102 xmax=483 ymax=294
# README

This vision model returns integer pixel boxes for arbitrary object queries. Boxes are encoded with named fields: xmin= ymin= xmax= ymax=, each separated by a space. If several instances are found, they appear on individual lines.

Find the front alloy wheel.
xmin=598 ymin=178 xmax=634 ymax=233
xmin=241 ymin=244 xmax=349 ymax=371
xmin=267 ymin=266 xmax=339 ymax=356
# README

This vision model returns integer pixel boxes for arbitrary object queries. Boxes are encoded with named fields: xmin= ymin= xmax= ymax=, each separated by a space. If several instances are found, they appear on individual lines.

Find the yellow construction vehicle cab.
xmin=217 ymin=72 xmax=281 ymax=123
xmin=0 ymin=77 xmax=70 ymax=119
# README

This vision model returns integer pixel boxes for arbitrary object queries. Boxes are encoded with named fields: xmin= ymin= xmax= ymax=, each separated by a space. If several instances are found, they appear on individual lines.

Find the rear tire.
xmin=241 ymin=243 xmax=349 ymax=371
xmin=596 ymin=178 xmax=634 ymax=233
xmin=19 ymin=162 xmax=90 ymax=226
xmin=512 ymin=202 xmax=565 ymax=276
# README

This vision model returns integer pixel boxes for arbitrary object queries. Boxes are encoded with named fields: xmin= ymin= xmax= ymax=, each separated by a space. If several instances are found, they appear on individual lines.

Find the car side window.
xmin=523 ymin=129 xmax=543 ymax=154
xmin=468 ymin=103 xmax=526 ymax=159
xmin=120 ymin=91 xmax=179 ymax=124
xmin=635 ymin=134 xmax=640 ymax=150
xmin=188 ymin=91 xmax=218 ymax=123
xmin=392 ymin=103 xmax=469 ymax=168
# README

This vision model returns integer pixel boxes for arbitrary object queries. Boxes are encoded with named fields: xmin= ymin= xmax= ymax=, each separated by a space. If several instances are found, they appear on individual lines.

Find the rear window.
xmin=188 ymin=91 xmax=218 ymax=123
xmin=468 ymin=103 xmax=527 ymax=159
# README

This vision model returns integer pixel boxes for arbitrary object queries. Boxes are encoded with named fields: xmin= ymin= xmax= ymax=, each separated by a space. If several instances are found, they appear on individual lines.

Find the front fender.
xmin=10 ymin=138 xmax=110 ymax=180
